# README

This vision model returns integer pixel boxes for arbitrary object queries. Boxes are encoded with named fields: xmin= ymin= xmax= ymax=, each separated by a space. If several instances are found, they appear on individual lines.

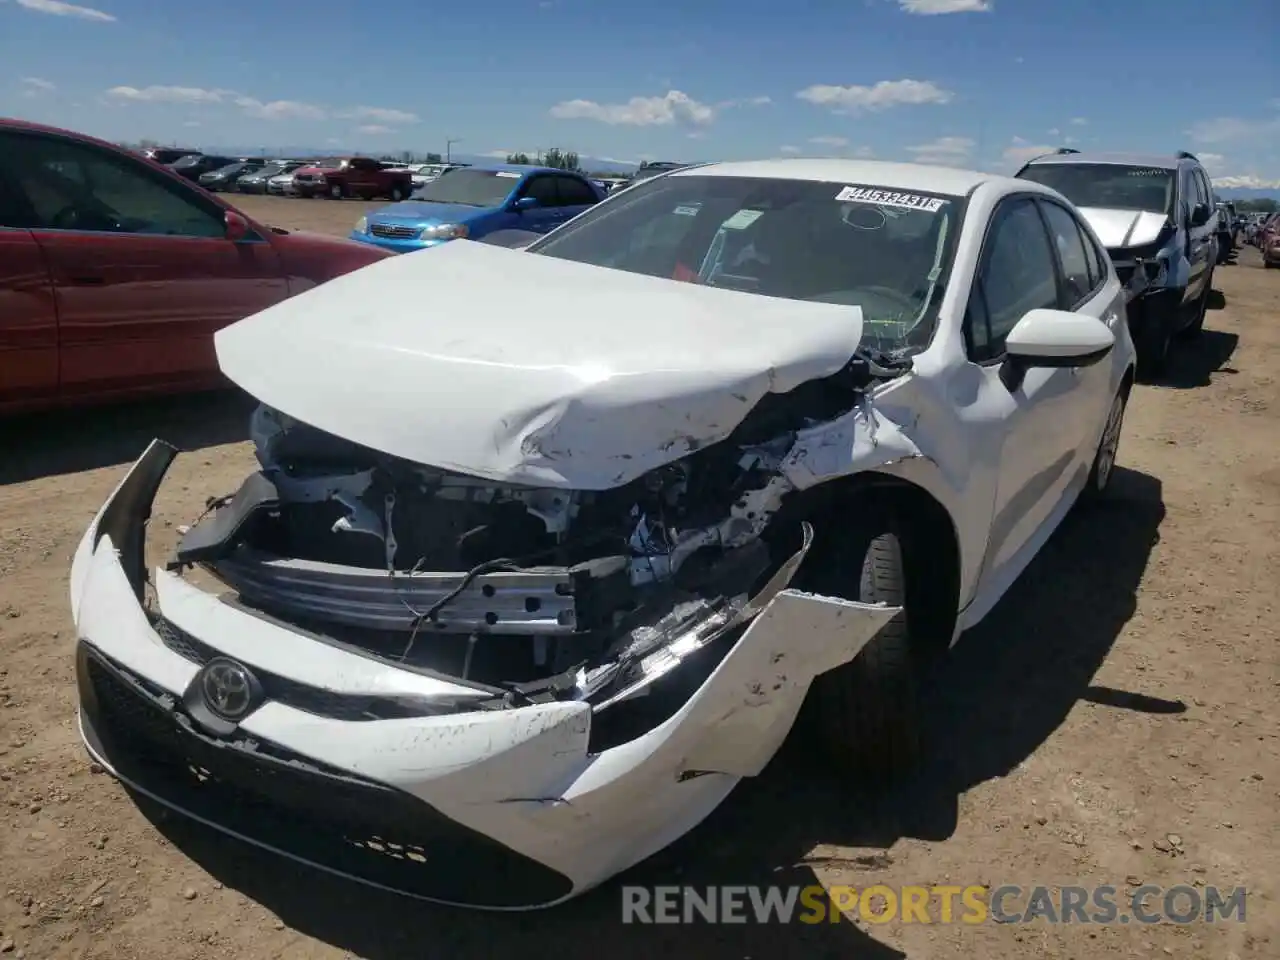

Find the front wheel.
xmin=1133 ymin=289 xmax=1179 ymax=381
xmin=328 ymin=182 xmax=345 ymax=200
xmin=389 ymin=184 xmax=407 ymax=202
xmin=804 ymin=510 xmax=930 ymax=781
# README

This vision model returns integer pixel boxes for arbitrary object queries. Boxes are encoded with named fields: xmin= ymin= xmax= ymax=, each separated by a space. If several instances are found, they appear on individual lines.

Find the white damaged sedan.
xmin=69 ymin=159 xmax=1135 ymax=909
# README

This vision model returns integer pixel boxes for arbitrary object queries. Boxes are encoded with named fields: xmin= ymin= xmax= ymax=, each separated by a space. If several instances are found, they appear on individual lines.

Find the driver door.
xmin=0 ymin=130 xmax=286 ymax=402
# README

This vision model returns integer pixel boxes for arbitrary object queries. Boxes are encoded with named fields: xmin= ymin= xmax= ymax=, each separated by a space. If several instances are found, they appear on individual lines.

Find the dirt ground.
xmin=1 ymin=196 xmax=1277 ymax=959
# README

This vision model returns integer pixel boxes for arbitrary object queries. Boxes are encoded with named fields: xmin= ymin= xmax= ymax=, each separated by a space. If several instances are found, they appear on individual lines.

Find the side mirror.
xmin=1000 ymin=308 xmax=1114 ymax=390
xmin=1190 ymin=203 xmax=1211 ymax=227
xmin=224 ymin=210 xmax=251 ymax=242
xmin=512 ymin=196 xmax=539 ymax=212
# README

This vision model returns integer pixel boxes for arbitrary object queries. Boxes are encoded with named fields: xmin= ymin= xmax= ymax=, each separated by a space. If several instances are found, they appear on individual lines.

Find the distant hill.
xmin=1211 ymin=180 xmax=1280 ymax=201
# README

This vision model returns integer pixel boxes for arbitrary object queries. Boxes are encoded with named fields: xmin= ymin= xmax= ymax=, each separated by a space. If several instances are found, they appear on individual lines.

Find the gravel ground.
xmin=0 ymin=197 xmax=1276 ymax=959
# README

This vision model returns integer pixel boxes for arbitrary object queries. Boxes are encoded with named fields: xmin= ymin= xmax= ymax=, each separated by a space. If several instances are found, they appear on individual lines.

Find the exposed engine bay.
xmin=167 ymin=371 xmax=882 ymax=711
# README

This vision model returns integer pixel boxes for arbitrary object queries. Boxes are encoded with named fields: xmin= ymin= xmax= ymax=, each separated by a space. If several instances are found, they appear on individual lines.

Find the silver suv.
xmin=1015 ymin=150 xmax=1219 ymax=379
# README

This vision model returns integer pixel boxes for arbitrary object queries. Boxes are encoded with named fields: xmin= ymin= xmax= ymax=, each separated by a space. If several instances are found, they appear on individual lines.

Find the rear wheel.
xmin=804 ymin=509 xmax=930 ymax=782
xmin=1081 ymin=386 xmax=1128 ymax=502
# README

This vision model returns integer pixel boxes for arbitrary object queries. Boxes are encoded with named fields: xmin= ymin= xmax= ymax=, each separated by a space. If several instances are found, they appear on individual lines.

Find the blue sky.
xmin=2 ymin=0 xmax=1278 ymax=185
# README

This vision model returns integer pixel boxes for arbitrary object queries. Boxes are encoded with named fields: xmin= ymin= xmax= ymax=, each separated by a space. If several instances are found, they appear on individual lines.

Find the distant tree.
xmin=424 ymin=152 xmax=443 ymax=163
xmin=541 ymin=147 xmax=581 ymax=172
xmin=506 ymin=152 xmax=532 ymax=165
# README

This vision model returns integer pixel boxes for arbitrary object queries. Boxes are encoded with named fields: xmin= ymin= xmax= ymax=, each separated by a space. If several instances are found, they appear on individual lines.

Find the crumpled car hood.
xmin=1078 ymin=207 xmax=1169 ymax=251
xmin=214 ymin=239 xmax=863 ymax=490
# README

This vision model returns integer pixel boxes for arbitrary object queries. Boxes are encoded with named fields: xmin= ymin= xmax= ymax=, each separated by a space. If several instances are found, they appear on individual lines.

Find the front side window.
xmin=1018 ymin=163 xmax=1174 ymax=215
xmin=410 ymin=169 xmax=520 ymax=207
xmin=1 ymin=133 xmax=225 ymax=237
xmin=556 ymin=175 xmax=599 ymax=206
xmin=969 ymin=199 xmax=1059 ymax=359
xmin=528 ymin=174 xmax=964 ymax=355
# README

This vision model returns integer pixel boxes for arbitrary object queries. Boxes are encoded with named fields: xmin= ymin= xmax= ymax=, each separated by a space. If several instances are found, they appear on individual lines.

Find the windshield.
xmin=170 ymin=155 xmax=203 ymax=168
xmin=211 ymin=162 xmax=246 ymax=177
xmin=410 ymin=169 xmax=520 ymax=206
xmin=254 ymin=164 xmax=286 ymax=178
xmin=1019 ymin=163 xmax=1174 ymax=213
xmin=528 ymin=174 xmax=964 ymax=355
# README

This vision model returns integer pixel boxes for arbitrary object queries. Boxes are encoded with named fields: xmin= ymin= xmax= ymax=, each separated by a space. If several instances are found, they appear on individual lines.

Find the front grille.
xmin=81 ymin=647 xmax=570 ymax=906
xmin=153 ymin=617 xmax=438 ymax=721
xmin=370 ymin=223 xmax=420 ymax=239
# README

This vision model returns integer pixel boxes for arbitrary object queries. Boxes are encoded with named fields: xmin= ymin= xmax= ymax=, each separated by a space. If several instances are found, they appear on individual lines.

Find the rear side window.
xmin=1037 ymin=199 xmax=1095 ymax=305
xmin=556 ymin=175 xmax=599 ymax=206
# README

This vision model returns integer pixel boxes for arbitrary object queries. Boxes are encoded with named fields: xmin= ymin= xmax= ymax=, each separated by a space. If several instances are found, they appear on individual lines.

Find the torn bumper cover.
xmin=70 ymin=440 xmax=900 ymax=909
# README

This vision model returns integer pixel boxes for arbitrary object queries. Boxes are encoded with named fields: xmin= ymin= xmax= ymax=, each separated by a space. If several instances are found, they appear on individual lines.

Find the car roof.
xmin=670 ymin=158 xmax=1004 ymax=198
xmin=1021 ymin=150 xmax=1191 ymax=171
xmin=470 ymin=163 xmax=578 ymax=176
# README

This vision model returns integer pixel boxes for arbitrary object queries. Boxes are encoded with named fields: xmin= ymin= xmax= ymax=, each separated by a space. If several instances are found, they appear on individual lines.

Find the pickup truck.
xmin=292 ymin=157 xmax=413 ymax=200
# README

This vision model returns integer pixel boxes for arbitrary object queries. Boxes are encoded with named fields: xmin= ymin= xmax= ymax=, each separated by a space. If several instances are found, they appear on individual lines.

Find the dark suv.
xmin=1015 ymin=149 xmax=1219 ymax=379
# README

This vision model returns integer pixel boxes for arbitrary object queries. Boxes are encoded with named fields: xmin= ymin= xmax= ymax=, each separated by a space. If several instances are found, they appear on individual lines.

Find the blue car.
xmin=350 ymin=164 xmax=606 ymax=252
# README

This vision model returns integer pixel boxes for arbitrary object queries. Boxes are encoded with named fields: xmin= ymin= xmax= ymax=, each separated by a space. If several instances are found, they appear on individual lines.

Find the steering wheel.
xmin=48 ymin=203 xmax=121 ymax=232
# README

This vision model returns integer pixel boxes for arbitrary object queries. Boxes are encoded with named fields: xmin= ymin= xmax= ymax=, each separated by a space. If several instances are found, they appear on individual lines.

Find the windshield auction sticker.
xmin=835 ymin=185 xmax=948 ymax=213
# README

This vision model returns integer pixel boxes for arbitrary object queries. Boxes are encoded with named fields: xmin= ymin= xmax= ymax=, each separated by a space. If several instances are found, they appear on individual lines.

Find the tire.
xmin=1134 ymin=289 xmax=1178 ymax=381
xmin=1080 ymin=387 xmax=1128 ymax=502
xmin=1178 ymin=272 xmax=1212 ymax=339
xmin=328 ymin=182 xmax=345 ymax=200
xmin=390 ymin=184 xmax=407 ymax=202
xmin=804 ymin=509 xmax=928 ymax=782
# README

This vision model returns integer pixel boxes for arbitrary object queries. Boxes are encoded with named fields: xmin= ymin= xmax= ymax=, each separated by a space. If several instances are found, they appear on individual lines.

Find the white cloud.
xmin=106 ymin=85 xmax=226 ymax=104
xmin=896 ymin=0 xmax=991 ymax=13
xmin=906 ymin=135 xmax=974 ymax=165
xmin=1187 ymin=115 xmax=1280 ymax=144
xmin=780 ymin=145 xmax=801 ymax=154
xmin=234 ymin=96 xmax=326 ymax=120
xmin=356 ymin=124 xmax=393 ymax=135
xmin=796 ymin=79 xmax=953 ymax=113
xmin=182 ymin=120 xmax=200 ymax=128
xmin=1003 ymin=139 xmax=1056 ymax=167
xmin=1212 ymin=174 xmax=1280 ymax=190
xmin=1198 ymin=153 xmax=1226 ymax=175
xmin=549 ymin=89 xmax=715 ymax=126
xmin=1069 ymin=117 xmax=1087 ymax=125
xmin=809 ymin=135 xmax=849 ymax=147
xmin=340 ymin=105 xmax=418 ymax=124
xmin=1047 ymin=127 xmax=1060 ymax=136
xmin=11 ymin=0 xmax=115 ymax=21
xmin=20 ymin=76 xmax=55 ymax=96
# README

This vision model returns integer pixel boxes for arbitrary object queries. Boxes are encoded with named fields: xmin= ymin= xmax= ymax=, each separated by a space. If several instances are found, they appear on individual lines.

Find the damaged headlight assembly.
xmin=165 ymin=404 xmax=817 ymax=718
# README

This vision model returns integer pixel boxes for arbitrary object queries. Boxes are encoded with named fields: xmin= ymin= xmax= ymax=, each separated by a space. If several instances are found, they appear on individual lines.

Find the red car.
xmin=291 ymin=156 xmax=414 ymax=200
xmin=0 ymin=118 xmax=394 ymax=415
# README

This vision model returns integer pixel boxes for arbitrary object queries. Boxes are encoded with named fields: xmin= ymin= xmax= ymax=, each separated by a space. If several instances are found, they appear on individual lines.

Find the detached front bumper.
xmin=70 ymin=441 xmax=899 ymax=909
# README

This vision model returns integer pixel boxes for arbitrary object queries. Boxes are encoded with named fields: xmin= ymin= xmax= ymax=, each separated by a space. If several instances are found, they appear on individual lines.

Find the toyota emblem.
xmin=199 ymin=658 xmax=258 ymax=720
